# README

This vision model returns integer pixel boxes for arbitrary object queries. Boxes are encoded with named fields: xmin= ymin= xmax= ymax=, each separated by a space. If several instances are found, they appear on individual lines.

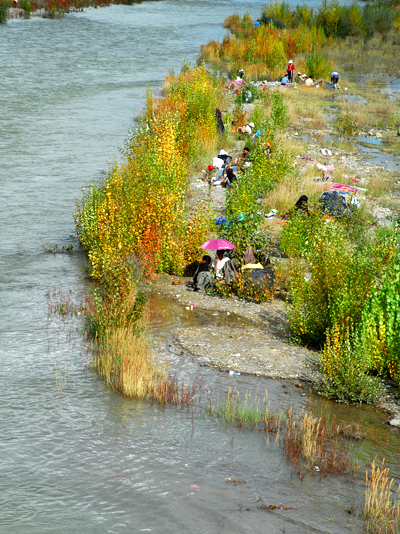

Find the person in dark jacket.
xmin=215 ymin=109 xmax=225 ymax=136
xmin=192 ymin=255 xmax=212 ymax=291
xmin=221 ymin=167 xmax=237 ymax=189
xmin=294 ymin=195 xmax=309 ymax=215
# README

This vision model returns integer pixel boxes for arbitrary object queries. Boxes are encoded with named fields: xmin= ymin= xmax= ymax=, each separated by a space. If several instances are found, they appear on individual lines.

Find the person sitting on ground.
xmin=242 ymin=146 xmax=251 ymax=161
xmin=237 ymin=68 xmax=244 ymax=79
xmin=294 ymin=195 xmax=309 ymax=215
xmin=304 ymin=77 xmax=314 ymax=87
xmin=296 ymin=73 xmax=308 ymax=84
xmin=242 ymin=246 xmax=263 ymax=269
xmin=191 ymin=255 xmax=213 ymax=291
xmin=238 ymin=122 xmax=254 ymax=135
xmin=221 ymin=167 xmax=237 ymax=188
xmin=281 ymin=195 xmax=309 ymax=220
xmin=212 ymin=250 xmax=230 ymax=278
xmin=280 ymin=75 xmax=289 ymax=85
xmin=232 ymin=146 xmax=251 ymax=173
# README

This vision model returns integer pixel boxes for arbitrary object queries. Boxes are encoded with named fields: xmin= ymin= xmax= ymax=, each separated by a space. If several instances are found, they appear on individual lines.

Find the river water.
xmin=1 ymin=2 xmax=399 ymax=533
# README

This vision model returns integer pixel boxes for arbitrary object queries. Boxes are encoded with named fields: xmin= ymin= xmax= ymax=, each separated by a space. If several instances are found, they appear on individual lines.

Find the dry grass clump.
xmin=366 ymin=172 xmax=396 ymax=198
xmin=284 ymin=409 xmax=351 ymax=475
xmin=363 ymin=460 xmax=400 ymax=534
xmin=263 ymin=165 xmax=330 ymax=216
xmin=328 ymin=33 xmax=400 ymax=79
xmin=340 ymin=97 xmax=400 ymax=131
xmin=94 ymin=327 xmax=166 ymax=398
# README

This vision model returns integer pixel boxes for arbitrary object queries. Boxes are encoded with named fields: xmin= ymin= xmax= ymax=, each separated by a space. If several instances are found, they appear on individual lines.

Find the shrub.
xmin=0 ymin=0 xmax=11 ymax=23
xmin=363 ymin=2 xmax=395 ymax=39
xmin=183 ymin=201 xmax=214 ymax=267
xmin=77 ymin=64 xmax=222 ymax=284
xmin=359 ymin=262 xmax=400 ymax=381
xmin=212 ymin=266 xmax=276 ymax=303
xmin=284 ymin=213 xmax=377 ymax=346
xmin=220 ymin=212 xmax=265 ymax=258
xmin=305 ymin=49 xmax=330 ymax=79
xmin=335 ymin=107 xmax=360 ymax=138
xmin=261 ymin=15 xmax=287 ymax=29
xmin=21 ymin=0 xmax=31 ymax=12
xmin=261 ymin=2 xmax=294 ymax=28
xmin=76 ymin=65 xmax=223 ymax=397
xmin=318 ymin=324 xmax=384 ymax=404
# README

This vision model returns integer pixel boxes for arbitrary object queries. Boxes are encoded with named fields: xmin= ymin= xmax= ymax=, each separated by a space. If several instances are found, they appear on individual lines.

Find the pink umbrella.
xmin=200 ymin=239 xmax=236 ymax=250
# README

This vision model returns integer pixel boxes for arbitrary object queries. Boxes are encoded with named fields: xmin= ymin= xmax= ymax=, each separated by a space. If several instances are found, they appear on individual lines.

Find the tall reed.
xmin=363 ymin=461 xmax=400 ymax=534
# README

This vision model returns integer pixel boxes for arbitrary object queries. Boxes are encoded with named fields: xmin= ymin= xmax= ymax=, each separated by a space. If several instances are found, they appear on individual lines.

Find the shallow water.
xmin=1 ymin=3 xmax=399 ymax=533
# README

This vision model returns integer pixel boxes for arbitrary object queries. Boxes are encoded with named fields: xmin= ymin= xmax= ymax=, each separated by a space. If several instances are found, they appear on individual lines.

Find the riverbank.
xmin=6 ymin=1 xmax=110 ymax=20
xmin=150 ymin=75 xmax=400 ymax=421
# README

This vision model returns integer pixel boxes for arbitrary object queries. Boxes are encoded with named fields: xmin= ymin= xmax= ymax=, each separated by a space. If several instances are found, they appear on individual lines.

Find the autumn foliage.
xmin=77 ymin=64 xmax=221 ymax=295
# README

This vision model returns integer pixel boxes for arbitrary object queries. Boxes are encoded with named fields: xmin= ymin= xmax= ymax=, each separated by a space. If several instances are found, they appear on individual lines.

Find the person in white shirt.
xmin=212 ymin=250 xmax=229 ymax=278
xmin=238 ymin=122 xmax=254 ymax=134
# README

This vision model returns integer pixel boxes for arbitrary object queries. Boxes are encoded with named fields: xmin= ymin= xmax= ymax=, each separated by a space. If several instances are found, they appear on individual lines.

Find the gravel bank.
xmin=154 ymin=274 xmax=319 ymax=381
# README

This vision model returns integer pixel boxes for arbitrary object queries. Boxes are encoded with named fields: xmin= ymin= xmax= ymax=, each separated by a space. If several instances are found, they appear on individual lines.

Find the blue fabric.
xmin=281 ymin=76 xmax=289 ymax=85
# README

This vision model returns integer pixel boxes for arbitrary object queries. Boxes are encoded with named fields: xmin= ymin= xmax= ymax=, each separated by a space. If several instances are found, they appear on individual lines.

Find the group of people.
xmin=208 ymin=146 xmax=252 ymax=188
xmin=280 ymin=61 xmax=340 ymax=89
xmin=190 ymin=246 xmax=270 ymax=291
xmin=237 ymin=57 xmax=340 ymax=89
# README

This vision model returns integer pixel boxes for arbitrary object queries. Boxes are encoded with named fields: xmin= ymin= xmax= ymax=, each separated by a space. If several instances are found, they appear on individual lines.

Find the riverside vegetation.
xmin=76 ymin=64 xmax=223 ymax=399
xmin=201 ymin=0 xmax=400 ymax=80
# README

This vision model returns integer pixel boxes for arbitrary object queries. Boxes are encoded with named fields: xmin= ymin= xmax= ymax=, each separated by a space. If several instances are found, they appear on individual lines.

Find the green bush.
xmin=335 ymin=107 xmax=360 ymax=138
xmin=260 ymin=14 xmax=287 ymax=29
xmin=220 ymin=212 xmax=265 ymax=259
xmin=21 ymin=0 xmax=31 ymax=12
xmin=359 ymin=262 xmax=400 ymax=381
xmin=363 ymin=2 xmax=395 ymax=39
xmin=305 ymin=49 xmax=330 ymax=79
xmin=0 ymin=0 xmax=11 ymax=23
xmin=284 ymin=214 xmax=378 ymax=346
xmin=318 ymin=324 xmax=384 ymax=404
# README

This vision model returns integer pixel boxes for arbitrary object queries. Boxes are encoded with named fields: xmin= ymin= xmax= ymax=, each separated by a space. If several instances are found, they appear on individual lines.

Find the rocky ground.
xmin=155 ymin=273 xmax=318 ymax=381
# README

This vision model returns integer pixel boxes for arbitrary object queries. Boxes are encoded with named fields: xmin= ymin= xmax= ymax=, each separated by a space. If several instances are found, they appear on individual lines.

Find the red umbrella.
xmin=200 ymin=239 xmax=236 ymax=250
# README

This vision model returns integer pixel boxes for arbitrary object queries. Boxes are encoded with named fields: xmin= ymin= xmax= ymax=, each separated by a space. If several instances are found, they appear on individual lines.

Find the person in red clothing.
xmin=287 ymin=60 xmax=295 ymax=82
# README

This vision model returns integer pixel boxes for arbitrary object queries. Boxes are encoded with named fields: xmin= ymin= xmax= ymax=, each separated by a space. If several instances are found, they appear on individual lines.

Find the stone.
xmin=388 ymin=418 xmax=400 ymax=427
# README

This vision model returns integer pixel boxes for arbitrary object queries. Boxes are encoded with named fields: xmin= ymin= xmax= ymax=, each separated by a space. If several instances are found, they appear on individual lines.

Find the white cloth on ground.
xmin=212 ymin=157 xmax=225 ymax=170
